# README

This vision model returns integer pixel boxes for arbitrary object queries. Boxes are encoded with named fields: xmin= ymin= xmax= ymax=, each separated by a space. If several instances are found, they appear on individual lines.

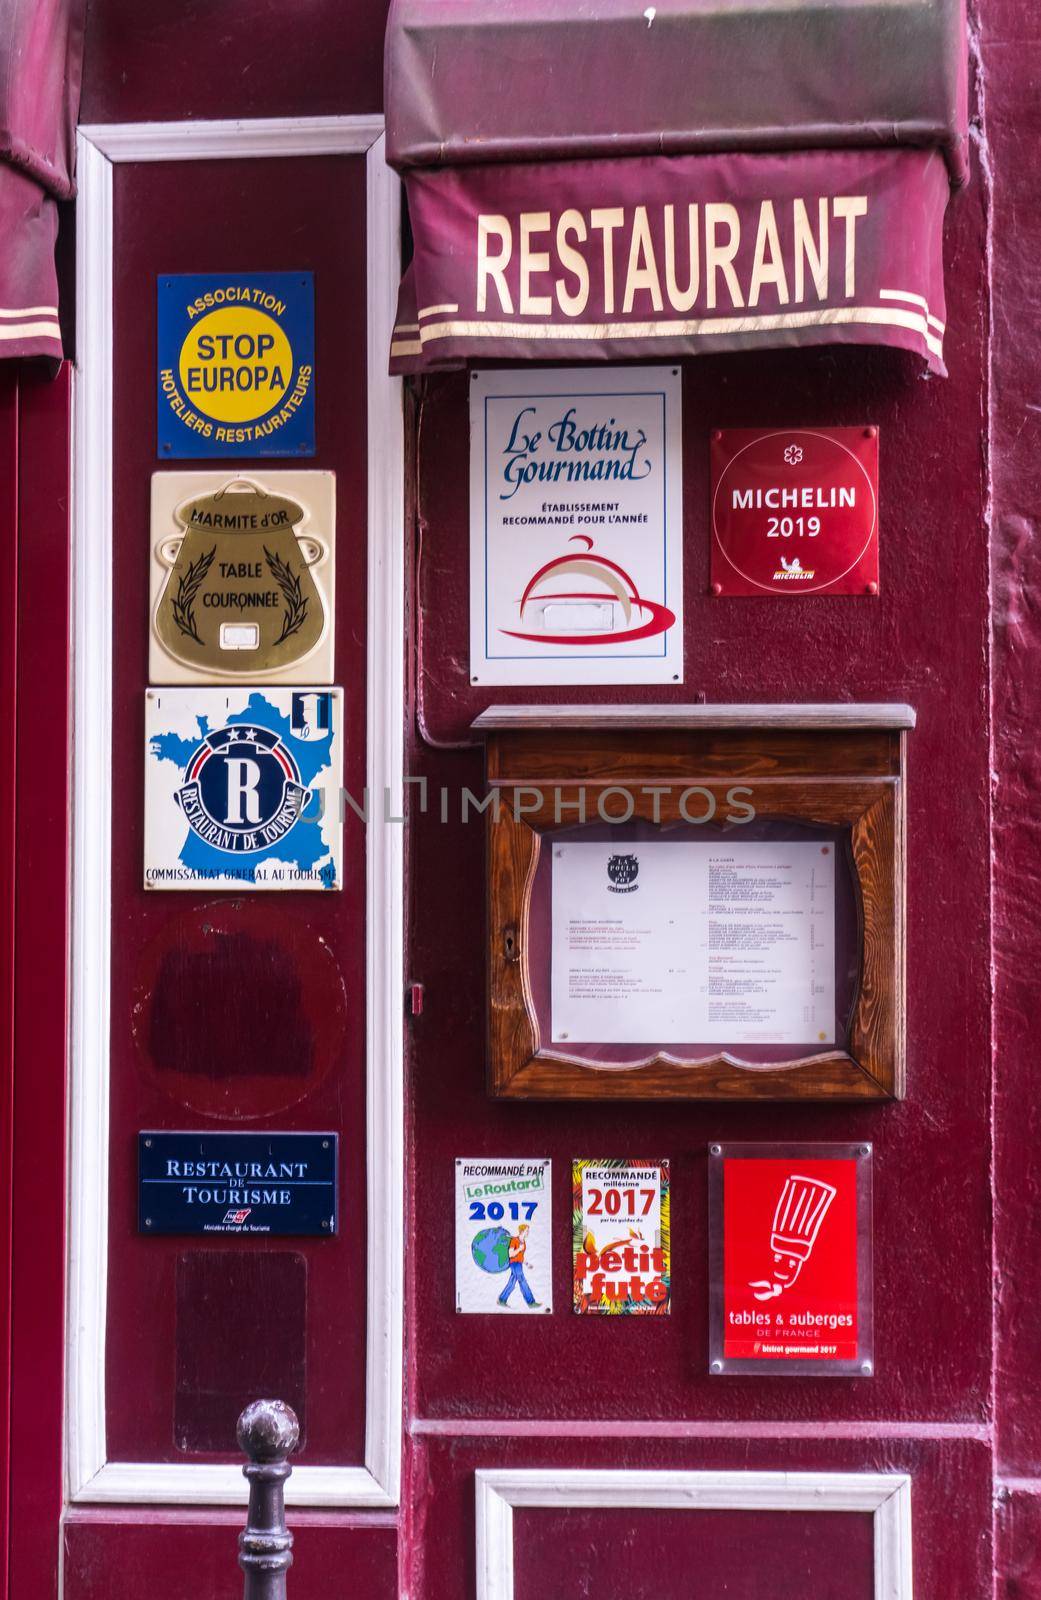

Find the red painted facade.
xmin=0 ymin=0 xmax=1035 ymax=1594
xmin=989 ymin=1 xmax=1041 ymax=1587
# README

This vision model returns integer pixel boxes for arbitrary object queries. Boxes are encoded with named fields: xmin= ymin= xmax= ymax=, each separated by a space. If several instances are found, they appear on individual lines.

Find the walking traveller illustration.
xmin=498 ymin=1223 xmax=540 ymax=1308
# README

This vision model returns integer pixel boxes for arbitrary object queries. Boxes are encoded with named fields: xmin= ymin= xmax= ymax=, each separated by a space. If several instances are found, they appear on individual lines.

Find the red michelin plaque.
xmin=710 ymin=427 xmax=879 ymax=596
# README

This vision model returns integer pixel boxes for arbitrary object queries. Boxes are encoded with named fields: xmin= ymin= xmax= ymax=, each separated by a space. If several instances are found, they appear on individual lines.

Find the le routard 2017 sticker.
xmin=572 ymin=1159 xmax=671 ymax=1315
xmin=710 ymin=1144 xmax=873 ymax=1376
xmin=454 ymin=1159 xmax=553 ymax=1314
xmin=145 ymin=686 xmax=342 ymax=891
xmin=157 ymin=272 xmax=315 ymax=458
xmin=150 ymin=471 xmax=335 ymax=684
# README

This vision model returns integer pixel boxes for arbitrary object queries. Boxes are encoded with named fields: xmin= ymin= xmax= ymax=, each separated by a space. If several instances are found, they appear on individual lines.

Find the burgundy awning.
xmin=385 ymin=0 xmax=966 ymax=376
xmin=0 ymin=0 xmax=85 ymax=362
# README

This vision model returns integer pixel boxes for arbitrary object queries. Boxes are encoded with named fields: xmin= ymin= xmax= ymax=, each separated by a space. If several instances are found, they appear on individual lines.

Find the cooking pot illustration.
xmin=154 ymin=477 xmax=327 ymax=674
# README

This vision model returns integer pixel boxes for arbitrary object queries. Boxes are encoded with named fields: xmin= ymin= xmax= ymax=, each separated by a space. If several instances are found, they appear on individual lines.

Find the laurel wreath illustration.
xmin=265 ymin=545 xmax=309 ymax=645
xmin=170 ymin=544 xmax=216 ymax=644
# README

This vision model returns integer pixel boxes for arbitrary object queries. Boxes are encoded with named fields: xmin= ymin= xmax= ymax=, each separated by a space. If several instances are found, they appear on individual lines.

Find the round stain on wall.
xmin=131 ymin=900 xmax=347 ymax=1119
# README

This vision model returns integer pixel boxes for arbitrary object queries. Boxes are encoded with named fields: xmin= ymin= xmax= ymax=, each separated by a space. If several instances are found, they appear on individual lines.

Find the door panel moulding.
xmin=414 ymin=1417 xmax=990 ymax=1441
xmin=68 ymin=117 xmax=404 ymax=1510
xmin=475 ymin=1468 xmax=913 ymax=1600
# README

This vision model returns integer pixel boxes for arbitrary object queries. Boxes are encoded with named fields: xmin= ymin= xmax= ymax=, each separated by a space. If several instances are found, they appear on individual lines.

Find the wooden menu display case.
xmin=475 ymin=704 xmax=914 ymax=1102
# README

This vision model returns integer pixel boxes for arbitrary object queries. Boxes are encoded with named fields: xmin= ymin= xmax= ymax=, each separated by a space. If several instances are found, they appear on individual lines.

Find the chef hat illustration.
xmin=770 ymin=1174 xmax=837 ymax=1262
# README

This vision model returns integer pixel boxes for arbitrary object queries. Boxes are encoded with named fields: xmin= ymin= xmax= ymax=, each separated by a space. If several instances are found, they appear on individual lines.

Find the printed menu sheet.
xmin=550 ymin=839 xmax=835 ymax=1046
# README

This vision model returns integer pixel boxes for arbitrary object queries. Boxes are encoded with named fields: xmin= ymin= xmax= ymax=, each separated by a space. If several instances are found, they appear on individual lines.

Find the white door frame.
xmin=476 ymin=1468 xmax=913 ymax=1600
xmin=68 ymin=116 xmax=404 ymax=1509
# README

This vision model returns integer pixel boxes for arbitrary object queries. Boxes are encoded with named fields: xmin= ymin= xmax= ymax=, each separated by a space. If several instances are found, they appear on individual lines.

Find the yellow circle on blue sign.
xmin=178 ymin=306 xmax=294 ymax=424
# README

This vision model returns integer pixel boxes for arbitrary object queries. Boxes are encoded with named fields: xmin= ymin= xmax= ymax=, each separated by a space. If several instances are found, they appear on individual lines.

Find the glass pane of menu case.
xmin=529 ymin=820 xmax=859 ymax=1066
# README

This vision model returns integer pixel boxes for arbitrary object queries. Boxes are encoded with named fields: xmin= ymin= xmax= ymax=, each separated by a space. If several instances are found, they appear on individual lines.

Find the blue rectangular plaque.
xmin=138 ymin=1131 xmax=337 ymax=1236
xmin=157 ymin=271 xmax=316 ymax=458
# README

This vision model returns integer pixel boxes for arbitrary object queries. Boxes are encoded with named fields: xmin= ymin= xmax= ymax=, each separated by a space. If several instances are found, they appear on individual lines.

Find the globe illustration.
xmin=471 ymin=1225 xmax=511 ymax=1274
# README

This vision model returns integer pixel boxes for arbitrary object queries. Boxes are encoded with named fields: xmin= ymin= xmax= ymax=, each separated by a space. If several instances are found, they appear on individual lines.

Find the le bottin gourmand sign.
xmin=470 ymin=367 xmax=683 ymax=685
xmin=138 ymin=1132 xmax=338 ymax=1236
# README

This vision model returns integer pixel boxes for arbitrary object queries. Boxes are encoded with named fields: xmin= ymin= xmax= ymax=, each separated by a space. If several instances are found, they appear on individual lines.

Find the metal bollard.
xmin=237 ymin=1399 xmax=300 ymax=1600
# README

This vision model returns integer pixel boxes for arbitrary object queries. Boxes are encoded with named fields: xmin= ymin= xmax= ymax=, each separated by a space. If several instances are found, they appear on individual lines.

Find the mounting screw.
xmin=144 ymin=1218 xmax=152 ymax=1228
xmin=322 ymin=1140 xmax=330 ymax=1149
xmin=144 ymin=1138 xmax=152 ymax=1148
xmin=712 ymin=429 xmax=723 ymax=442
xmin=860 ymin=1360 xmax=873 ymax=1375
xmin=710 ymin=1360 xmax=724 ymax=1373
xmin=866 ymin=581 xmax=879 ymax=596
xmin=321 ymin=1219 xmax=330 ymax=1229
xmin=709 ymin=1144 xmax=722 ymax=1157
xmin=711 ymin=582 xmax=723 ymax=597
xmin=859 ymin=1144 xmax=872 ymax=1158
xmin=863 ymin=426 xmax=876 ymax=438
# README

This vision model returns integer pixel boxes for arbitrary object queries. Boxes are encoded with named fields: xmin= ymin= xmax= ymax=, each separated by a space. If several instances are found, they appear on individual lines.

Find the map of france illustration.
xmin=149 ymin=691 xmax=335 ymax=885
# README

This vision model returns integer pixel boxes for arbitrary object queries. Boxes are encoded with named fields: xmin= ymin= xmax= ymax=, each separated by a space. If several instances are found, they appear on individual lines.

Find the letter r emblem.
xmin=224 ymin=756 xmax=262 ymax=824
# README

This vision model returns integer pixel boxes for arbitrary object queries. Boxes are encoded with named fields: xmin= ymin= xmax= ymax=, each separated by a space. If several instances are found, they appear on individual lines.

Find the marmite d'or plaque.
xmin=150 ymin=471 xmax=335 ymax=684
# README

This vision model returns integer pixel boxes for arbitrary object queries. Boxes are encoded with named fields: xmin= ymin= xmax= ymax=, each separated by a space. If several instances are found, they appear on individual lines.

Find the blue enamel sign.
xmin=138 ymin=1131 xmax=338 ymax=1236
xmin=157 ymin=272 xmax=315 ymax=458
xmin=144 ymin=687 xmax=343 ymax=891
